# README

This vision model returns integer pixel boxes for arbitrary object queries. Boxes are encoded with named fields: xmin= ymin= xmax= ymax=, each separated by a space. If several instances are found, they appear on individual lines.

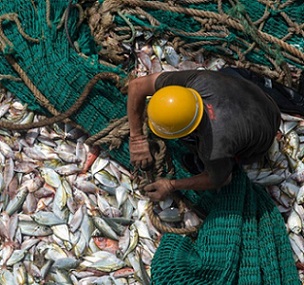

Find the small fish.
xmin=280 ymin=121 xmax=298 ymax=135
xmin=3 ymin=157 xmax=14 ymax=191
xmin=13 ymin=262 xmax=27 ymax=284
xmin=52 ymin=224 xmax=71 ymax=242
xmin=289 ymin=232 xmax=304 ymax=263
xmin=23 ymin=146 xmax=47 ymax=160
xmin=178 ymin=60 xmax=202 ymax=70
xmin=122 ymin=224 xmax=138 ymax=259
xmin=37 ymin=135 xmax=58 ymax=148
xmin=281 ymin=113 xmax=303 ymax=122
xmin=91 ymin=155 xmax=110 ymax=175
xmin=92 ymin=216 xmax=119 ymax=241
xmin=115 ymin=186 xmax=129 ymax=208
xmin=31 ymin=211 xmax=65 ymax=226
xmin=287 ymin=209 xmax=303 ymax=234
xmin=151 ymin=55 xmax=162 ymax=73
xmin=138 ymin=248 xmax=151 ymax=285
xmin=137 ymin=51 xmax=152 ymax=71
xmin=55 ymin=164 xmax=82 ymax=176
xmin=184 ymin=210 xmax=201 ymax=227
xmin=6 ymin=249 xmax=26 ymax=266
xmin=296 ymin=185 xmax=304 ymax=204
xmin=5 ymin=187 xmax=28 ymax=216
xmin=0 ymin=102 xmax=11 ymax=119
xmin=18 ymin=220 xmax=53 ymax=236
xmin=112 ymin=267 xmax=135 ymax=278
xmin=40 ymin=167 xmax=61 ymax=188
xmin=81 ymin=251 xmax=125 ymax=272
xmin=18 ymin=111 xmax=34 ymax=125
xmin=152 ymin=44 xmax=163 ymax=60
xmin=69 ymin=204 xmax=85 ymax=232
xmin=158 ymin=207 xmax=182 ymax=222
xmin=255 ymin=173 xmax=285 ymax=186
xmin=285 ymin=130 xmax=300 ymax=159
xmin=164 ymin=46 xmax=180 ymax=67
xmin=56 ymin=151 xmax=79 ymax=163
xmin=14 ymin=161 xmax=41 ymax=173
xmin=93 ymin=237 xmax=119 ymax=254
xmin=0 ymin=140 xmax=14 ymax=158
xmin=205 ymin=57 xmax=226 ymax=71
xmin=52 ymin=257 xmax=80 ymax=270
xmin=94 ymin=170 xmax=119 ymax=189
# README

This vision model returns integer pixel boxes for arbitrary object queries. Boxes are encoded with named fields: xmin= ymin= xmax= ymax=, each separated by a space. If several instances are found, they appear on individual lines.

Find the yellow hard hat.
xmin=147 ymin=85 xmax=204 ymax=139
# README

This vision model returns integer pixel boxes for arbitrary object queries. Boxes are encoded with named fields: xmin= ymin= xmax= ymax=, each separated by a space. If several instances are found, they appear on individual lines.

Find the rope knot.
xmin=288 ymin=26 xmax=302 ymax=35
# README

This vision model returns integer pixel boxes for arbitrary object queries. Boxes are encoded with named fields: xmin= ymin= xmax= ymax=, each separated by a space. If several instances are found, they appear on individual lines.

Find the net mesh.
xmin=151 ymin=169 xmax=301 ymax=285
xmin=88 ymin=0 xmax=304 ymax=85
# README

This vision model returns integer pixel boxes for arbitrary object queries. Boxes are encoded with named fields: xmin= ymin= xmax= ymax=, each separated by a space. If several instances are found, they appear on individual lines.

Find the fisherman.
xmin=127 ymin=67 xmax=281 ymax=201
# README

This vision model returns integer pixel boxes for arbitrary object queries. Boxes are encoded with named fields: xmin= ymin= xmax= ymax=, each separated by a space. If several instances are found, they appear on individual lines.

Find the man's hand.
xmin=129 ymin=135 xmax=153 ymax=169
xmin=143 ymin=179 xmax=175 ymax=201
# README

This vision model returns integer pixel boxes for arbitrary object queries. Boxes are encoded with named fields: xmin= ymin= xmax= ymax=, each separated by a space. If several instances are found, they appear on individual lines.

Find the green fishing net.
xmin=0 ymin=0 xmax=127 ymax=135
xmin=0 ymin=0 xmax=194 ymax=175
xmin=151 ymin=168 xmax=301 ymax=284
xmin=92 ymin=0 xmax=304 ymax=75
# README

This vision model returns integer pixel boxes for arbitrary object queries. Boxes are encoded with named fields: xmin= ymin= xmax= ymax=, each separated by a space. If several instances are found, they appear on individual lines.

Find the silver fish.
xmin=92 ymin=216 xmax=119 ymax=241
xmin=81 ymin=251 xmax=125 ymax=272
xmin=32 ymin=211 xmax=65 ymax=226
xmin=0 ymin=140 xmax=14 ymax=158
xmin=164 ymin=46 xmax=180 ymax=67
xmin=5 ymin=187 xmax=28 ymax=216
xmin=18 ymin=220 xmax=53 ymax=236
xmin=158 ymin=207 xmax=182 ymax=222
xmin=287 ymin=209 xmax=303 ymax=234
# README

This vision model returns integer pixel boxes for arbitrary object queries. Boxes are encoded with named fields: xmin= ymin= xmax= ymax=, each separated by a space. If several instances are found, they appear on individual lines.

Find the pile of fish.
xmin=0 ymin=93 xmax=153 ymax=283
xmin=0 ymin=87 xmax=201 ymax=284
xmin=0 ymin=35 xmax=304 ymax=284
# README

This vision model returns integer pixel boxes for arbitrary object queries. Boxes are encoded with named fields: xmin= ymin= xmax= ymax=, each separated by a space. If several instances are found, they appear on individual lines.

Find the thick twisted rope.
xmin=85 ymin=116 xmax=130 ymax=149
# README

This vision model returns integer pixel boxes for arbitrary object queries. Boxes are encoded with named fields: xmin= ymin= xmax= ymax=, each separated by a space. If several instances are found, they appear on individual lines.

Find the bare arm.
xmin=171 ymin=171 xmax=232 ymax=191
xmin=144 ymin=171 xmax=232 ymax=201
xmin=127 ymin=73 xmax=161 ymax=169
xmin=127 ymin=73 xmax=161 ymax=137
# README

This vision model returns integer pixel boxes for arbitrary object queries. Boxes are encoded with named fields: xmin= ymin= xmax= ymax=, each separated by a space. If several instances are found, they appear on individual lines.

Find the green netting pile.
xmin=0 ymin=0 xmax=133 ymax=166
xmin=152 ymin=168 xmax=301 ymax=285
xmin=88 ymin=0 xmax=304 ymax=84
xmin=0 ymin=0 xmax=127 ymax=134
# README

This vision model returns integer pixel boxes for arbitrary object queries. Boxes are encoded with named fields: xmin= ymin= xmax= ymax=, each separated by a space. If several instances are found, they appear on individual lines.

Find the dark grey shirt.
xmin=155 ymin=70 xmax=281 ymax=187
